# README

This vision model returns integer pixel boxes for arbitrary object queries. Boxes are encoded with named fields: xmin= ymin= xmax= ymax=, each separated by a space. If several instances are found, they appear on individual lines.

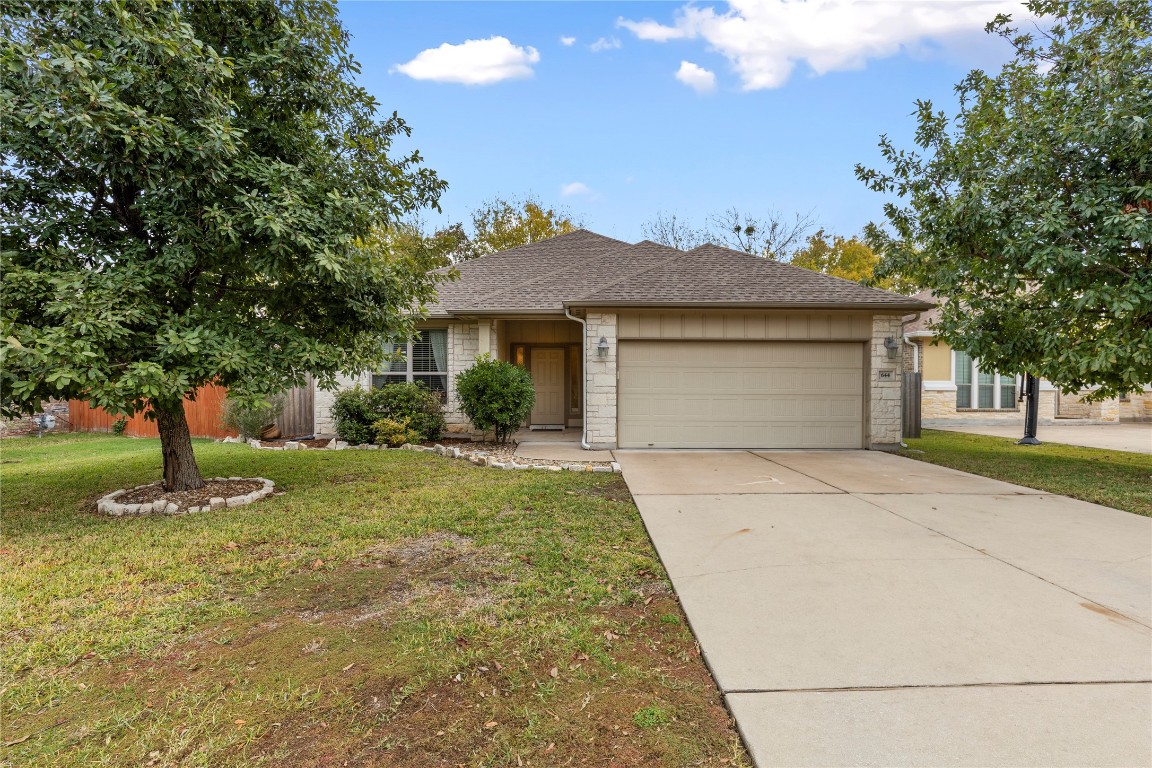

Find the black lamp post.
xmin=1018 ymin=373 xmax=1041 ymax=445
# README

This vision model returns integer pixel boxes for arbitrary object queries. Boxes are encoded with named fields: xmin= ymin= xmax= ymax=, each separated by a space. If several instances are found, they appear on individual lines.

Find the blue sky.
xmin=338 ymin=1 xmax=1028 ymax=245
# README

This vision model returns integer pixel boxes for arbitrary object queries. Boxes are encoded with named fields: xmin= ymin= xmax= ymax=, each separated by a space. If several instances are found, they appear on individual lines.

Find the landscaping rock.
xmin=151 ymin=499 xmax=167 ymax=514
xmin=225 ymin=496 xmax=245 ymax=508
xmin=284 ymin=441 xmax=301 ymax=450
xmin=209 ymin=497 xmax=226 ymax=510
xmin=164 ymin=502 xmax=180 ymax=515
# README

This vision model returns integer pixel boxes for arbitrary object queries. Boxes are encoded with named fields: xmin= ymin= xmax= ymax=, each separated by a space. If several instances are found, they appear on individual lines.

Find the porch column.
xmin=477 ymin=320 xmax=492 ymax=357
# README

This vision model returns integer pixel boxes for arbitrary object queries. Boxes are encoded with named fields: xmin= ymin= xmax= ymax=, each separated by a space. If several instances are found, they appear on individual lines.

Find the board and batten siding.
xmin=616 ymin=311 xmax=873 ymax=341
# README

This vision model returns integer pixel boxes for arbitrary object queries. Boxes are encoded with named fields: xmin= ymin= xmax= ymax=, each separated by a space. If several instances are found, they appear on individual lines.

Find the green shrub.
xmin=373 ymin=416 xmax=422 ymax=447
xmin=454 ymin=355 xmax=534 ymax=444
xmin=220 ymin=392 xmax=286 ymax=440
xmin=331 ymin=383 xmax=445 ymax=445
xmin=372 ymin=382 xmax=445 ymax=441
xmin=111 ymin=416 xmax=128 ymax=436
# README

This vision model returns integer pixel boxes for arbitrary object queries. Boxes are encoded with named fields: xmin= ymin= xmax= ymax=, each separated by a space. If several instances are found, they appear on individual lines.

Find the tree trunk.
xmin=155 ymin=401 xmax=205 ymax=492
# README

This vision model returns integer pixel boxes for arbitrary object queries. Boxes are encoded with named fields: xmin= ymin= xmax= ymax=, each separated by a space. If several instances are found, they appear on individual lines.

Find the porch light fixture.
xmin=883 ymin=336 xmax=900 ymax=359
xmin=597 ymin=336 xmax=610 ymax=358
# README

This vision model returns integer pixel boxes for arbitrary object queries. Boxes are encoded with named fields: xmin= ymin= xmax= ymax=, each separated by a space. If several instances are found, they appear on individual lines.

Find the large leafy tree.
xmin=790 ymin=230 xmax=919 ymax=294
xmin=857 ymin=0 xmax=1152 ymax=399
xmin=1 ymin=0 xmax=447 ymax=490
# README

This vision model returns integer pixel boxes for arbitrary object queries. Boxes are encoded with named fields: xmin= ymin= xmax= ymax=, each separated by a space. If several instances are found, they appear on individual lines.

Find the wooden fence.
xmin=69 ymin=379 xmax=315 ymax=439
xmin=69 ymin=384 xmax=232 ymax=439
xmin=902 ymin=371 xmax=922 ymax=439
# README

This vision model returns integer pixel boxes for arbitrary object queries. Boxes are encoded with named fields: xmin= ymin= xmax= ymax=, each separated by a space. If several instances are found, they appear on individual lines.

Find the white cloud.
xmin=590 ymin=36 xmax=622 ymax=52
xmin=392 ymin=36 xmax=540 ymax=85
xmin=618 ymin=1 xmax=1031 ymax=90
xmin=560 ymin=182 xmax=591 ymax=197
xmin=675 ymin=61 xmax=716 ymax=93
xmin=560 ymin=35 xmax=576 ymax=46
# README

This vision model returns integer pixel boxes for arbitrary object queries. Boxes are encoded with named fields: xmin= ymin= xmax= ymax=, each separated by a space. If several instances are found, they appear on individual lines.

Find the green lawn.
xmin=2 ymin=434 xmax=748 ymax=767
xmin=901 ymin=429 xmax=1152 ymax=516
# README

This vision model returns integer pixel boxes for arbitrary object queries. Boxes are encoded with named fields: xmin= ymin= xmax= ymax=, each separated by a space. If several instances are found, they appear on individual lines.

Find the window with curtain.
xmin=954 ymin=351 xmax=1016 ymax=410
xmin=373 ymin=329 xmax=448 ymax=398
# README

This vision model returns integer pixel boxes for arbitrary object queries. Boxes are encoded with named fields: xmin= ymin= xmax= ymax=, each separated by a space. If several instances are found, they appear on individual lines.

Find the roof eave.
xmin=564 ymin=300 xmax=936 ymax=312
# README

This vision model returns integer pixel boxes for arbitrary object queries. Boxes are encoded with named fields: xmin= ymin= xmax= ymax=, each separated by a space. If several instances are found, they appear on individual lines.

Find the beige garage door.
xmin=618 ymin=341 xmax=865 ymax=449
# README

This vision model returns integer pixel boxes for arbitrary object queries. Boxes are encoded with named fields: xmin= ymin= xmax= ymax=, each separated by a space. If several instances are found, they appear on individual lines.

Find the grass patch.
xmin=901 ymin=429 xmax=1152 ymax=516
xmin=2 ymin=434 xmax=748 ymax=766
xmin=633 ymin=706 xmax=674 ymax=729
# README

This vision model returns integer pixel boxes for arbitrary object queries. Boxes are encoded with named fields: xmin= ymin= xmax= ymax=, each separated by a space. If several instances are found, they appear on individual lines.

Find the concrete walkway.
xmin=932 ymin=422 xmax=1151 ymax=454
xmin=616 ymin=450 xmax=1152 ymax=767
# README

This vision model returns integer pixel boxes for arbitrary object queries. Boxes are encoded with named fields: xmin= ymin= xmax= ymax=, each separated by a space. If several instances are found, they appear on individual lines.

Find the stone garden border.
xmin=230 ymin=435 xmax=622 ymax=473
xmin=97 ymin=477 xmax=275 ymax=516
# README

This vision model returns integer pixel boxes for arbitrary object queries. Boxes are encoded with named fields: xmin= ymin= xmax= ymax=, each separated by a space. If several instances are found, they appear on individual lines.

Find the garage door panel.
xmin=618 ymin=341 xmax=864 ymax=449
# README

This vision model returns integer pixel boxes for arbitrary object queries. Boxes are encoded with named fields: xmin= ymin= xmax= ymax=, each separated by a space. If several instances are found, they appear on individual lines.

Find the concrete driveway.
xmin=616 ymin=450 xmax=1152 ymax=767
xmin=931 ymin=422 xmax=1151 ymax=454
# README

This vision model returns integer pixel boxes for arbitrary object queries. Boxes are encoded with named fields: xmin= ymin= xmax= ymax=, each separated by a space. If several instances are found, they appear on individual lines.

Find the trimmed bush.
xmin=220 ymin=392 xmax=286 ymax=440
xmin=454 ymin=355 xmax=535 ymax=444
xmin=331 ymin=383 xmax=445 ymax=445
xmin=373 ymin=416 xmax=422 ymax=447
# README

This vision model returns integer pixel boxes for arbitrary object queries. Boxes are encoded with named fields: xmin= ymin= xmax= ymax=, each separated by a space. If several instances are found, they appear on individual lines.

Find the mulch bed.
xmin=117 ymin=480 xmax=264 ymax=509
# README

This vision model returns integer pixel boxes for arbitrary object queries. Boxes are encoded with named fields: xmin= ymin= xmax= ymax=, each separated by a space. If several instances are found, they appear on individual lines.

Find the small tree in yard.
xmin=0 ymin=0 xmax=447 ymax=490
xmin=856 ymin=0 xmax=1152 ymax=399
xmin=454 ymin=356 xmax=535 ymax=444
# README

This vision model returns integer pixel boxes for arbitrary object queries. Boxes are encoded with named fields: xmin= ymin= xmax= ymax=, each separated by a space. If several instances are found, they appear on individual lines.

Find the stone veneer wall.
xmin=1120 ymin=391 xmax=1152 ymax=421
xmin=445 ymin=321 xmax=480 ymax=434
xmin=869 ymin=315 xmax=904 ymax=449
xmin=584 ymin=311 xmax=617 ymax=450
xmin=313 ymin=372 xmax=368 ymax=437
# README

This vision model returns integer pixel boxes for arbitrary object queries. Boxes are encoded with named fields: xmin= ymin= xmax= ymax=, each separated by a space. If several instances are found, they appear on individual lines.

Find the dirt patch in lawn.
xmin=11 ymin=532 xmax=746 ymax=766
xmin=115 ymin=479 xmax=265 ymax=508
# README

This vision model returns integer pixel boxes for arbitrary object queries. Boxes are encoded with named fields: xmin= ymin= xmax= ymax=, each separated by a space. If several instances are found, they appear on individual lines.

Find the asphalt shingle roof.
xmin=427 ymin=229 xmax=933 ymax=316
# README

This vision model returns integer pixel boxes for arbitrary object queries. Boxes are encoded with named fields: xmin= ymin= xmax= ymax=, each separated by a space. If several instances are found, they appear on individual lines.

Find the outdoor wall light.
xmin=883 ymin=336 xmax=900 ymax=360
xmin=597 ymin=336 xmax=610 ymax=358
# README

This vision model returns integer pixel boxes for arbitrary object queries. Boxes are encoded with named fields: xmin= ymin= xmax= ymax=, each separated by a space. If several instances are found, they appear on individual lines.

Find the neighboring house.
xmin=903 ymin=290 xmax=1152 ymax=424
xmin=315 ymin=230 xmax=931 ymax=450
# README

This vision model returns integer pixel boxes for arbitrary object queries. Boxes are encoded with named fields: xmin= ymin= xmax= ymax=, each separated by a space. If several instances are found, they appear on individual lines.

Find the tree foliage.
xmin=641 ymin=211 xmax=711 ymax=251
xmin=857 ymin=0 xmax=1152 ymax=398
xmin=0 ymin=0 xmax=447 ymax=488
xmin=709 ymin=207 xmax=817 ymax=259
xmin=790 ymin=230 xmax=919 ymax=294
xmin=640 ymin=207 xmax=816 ymax=258
xmin=455 ymin=196 xmax=579 ymax=260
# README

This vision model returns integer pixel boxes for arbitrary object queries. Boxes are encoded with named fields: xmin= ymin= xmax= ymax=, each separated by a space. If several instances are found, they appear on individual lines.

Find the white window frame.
xmin=952 ymin=350 xmax=1017 ymax=410
xmin=373 ymin=329 xmax=449 ymax=398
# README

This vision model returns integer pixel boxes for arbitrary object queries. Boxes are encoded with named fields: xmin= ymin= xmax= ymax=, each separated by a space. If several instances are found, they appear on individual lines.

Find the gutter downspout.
xmin=564 ymin=307 xmax=592 ymax=450
xmin=899 ymin=312 xmax=923 ymax=448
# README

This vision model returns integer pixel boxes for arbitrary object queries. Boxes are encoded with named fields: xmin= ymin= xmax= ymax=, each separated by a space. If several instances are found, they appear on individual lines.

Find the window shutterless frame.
xmin=953 ymin=350 xmax=1016 ymax=410
xmin=373 ymin=329 xmax=449 ymax=399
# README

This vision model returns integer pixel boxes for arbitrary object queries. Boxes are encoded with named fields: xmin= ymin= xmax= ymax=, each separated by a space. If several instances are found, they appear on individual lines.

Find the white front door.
xmin=530 ymin=348 xmax=566 ymax=426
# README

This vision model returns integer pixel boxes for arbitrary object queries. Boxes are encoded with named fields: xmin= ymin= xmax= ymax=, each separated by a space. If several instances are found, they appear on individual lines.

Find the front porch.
xmin=445 ymin=317 xmax=590 ymax=436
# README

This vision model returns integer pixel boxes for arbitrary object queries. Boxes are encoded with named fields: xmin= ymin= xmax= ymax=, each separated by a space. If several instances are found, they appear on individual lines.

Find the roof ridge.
xmin=463 ymin=240 xmax=632 ymax=307
xmin=690 ymin=242 xmax=920 ymax=301
xmin=569 ymin=241 xmax=694 ymax=303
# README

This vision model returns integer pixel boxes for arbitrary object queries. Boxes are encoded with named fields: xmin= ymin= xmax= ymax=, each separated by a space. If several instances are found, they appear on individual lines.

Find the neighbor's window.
xmin=954 ymin=350 xmax=1016 ymax=410
xmin=374 ymin=329 xmax=448 ymax=397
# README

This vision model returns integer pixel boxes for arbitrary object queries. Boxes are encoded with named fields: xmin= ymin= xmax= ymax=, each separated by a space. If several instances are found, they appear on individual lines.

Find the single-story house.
xmin=314 ymin=229 xmax=934 ymax=450
xmin=903 ymin=290 xmax=1152 ymax=424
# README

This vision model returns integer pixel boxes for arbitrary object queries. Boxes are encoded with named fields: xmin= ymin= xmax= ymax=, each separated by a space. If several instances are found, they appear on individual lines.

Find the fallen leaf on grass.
xmin=549 ymin=667 xmax=559 ymax=678
xmin=544 ymin=742 xmax=556 ymax=754
xmin=483 ymin=721 xmax=498 ymax=729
